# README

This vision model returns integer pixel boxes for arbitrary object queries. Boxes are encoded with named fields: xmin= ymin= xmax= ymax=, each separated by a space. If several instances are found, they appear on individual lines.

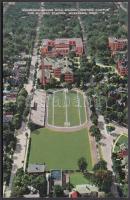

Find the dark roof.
xmin=51 ymin=170 xmax=62 ymax=180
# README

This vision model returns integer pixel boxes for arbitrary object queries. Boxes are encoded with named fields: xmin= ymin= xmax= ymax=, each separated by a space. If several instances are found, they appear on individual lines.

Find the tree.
xmin=31 ymin=175 xmax=47 ymax=197
xmin=93 ymin=160 xmax=107 ymax=171
xmin=78 ymin=157 xmax=88 ymax=172
xmin=60 ymin=74 xmax=65 ymax=83
xmin=94 ymin=170 xmax=113 ymax=192
xmin=91 ymin=113 xmax=98 ymax=125
xmin=18 ymin=88 xmax=28 ymax=97
xmin=69 ymin=51 xmax=76 ymax=59
xmin=89 ymin=125 xmax=102 ymax=142
xmin=6 ymin=84 xmax=11 ymax=91
xmin=53 ymin=185 xmax=64 ymax=197
xmin=11 ymin=168 xmax=30 ymax=197
xmin=12 ymin=114 xmax=22 ymax=129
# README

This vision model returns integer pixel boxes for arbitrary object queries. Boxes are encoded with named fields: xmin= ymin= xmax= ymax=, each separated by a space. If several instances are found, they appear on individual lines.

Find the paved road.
xmin=77 ymin=2 xmax=87 ymax=56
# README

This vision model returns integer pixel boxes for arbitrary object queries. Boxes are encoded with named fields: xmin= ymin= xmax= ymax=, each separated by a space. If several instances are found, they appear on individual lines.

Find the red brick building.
xmin=108 ymin=37 xmax=127 ymax=55
xmin=38 ymin=57 xmax=74 ymax=85
xmin=116 ymin=59 xmax=128 ymax=76
xmin=63 ymin=69 xmax=74 ymax=83
xmin=53 ymin=68 xmax=61 ymax=78
xmin=41 ymin=38 xmax=83 ymax=57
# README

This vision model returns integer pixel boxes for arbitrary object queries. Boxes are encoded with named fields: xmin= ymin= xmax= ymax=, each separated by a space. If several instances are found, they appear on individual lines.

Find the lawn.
xmin=70 ymin=172 xmax=91 ymax=186
xmin=28 ymin=128 xmax=92 ymax=170
xmin=47 ymin=90 xmax=86 ymax=127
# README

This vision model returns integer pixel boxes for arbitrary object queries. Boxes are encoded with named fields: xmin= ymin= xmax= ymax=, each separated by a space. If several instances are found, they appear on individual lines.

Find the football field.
xmin=47 ymin=90 xmax=87 ymax=127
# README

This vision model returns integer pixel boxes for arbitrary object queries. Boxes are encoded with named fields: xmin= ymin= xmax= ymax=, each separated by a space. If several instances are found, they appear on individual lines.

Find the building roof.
xmin=24 ymin=193 xmax=40 ymax=198
xmin=42 ymin=57 xmax=55 ymax=66
xmin=62 ymin=67 xmax=73 ymax=74
xmin=55 ymin=38 xmax=69 ymax=45
xmin=27 ymin=164 xmax=46 ymax=173
xmin=51 ymin=170 xmax=62 ymax=180
xmin=75 ymin=184 xmax=98 ymax=194
xmin=108 ymin=37 xmax=128 ymax=43
xmin=70 ymin=191 xmax=79 ymax=198
xmin=51 ymin=170 xmax=62 ymax=186
xmin=14 ymin=61 xmax=26 ymax=66
xmin=42 ymin=38 xmax=83 ymax=47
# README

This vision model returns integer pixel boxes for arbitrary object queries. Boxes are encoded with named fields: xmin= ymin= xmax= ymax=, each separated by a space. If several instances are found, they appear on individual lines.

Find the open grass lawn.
xmin=28 ymin=128 xmax=92 ymax=170
xmin=47 ymin=90 xmax=86 ymax=127
xmin=70 ymin=172 xmax=91 ymax=186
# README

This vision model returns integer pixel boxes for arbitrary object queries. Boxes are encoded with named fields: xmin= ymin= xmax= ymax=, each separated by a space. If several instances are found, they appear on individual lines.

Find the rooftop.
xmin=75 ymin=184 xmax=98 ymax=194
xmin=42 ymin=38 xmax=83 ymax=47
xmin=108 ymin=37 xmax=128 ymax=43
xmin=27 ymin=164 xmax=46 ymax=173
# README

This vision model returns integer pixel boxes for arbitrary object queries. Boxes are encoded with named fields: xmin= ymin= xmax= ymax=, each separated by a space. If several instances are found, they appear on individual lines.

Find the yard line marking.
xmin=64 ymin=89 xmax=68 ymax=126
xmin=47 ymin=95 xmax=49 ymax=125
xmin=77 ymin=91 xmax=81 ymax=125
xmin=52 ymin=92 xmax=55 ymax=125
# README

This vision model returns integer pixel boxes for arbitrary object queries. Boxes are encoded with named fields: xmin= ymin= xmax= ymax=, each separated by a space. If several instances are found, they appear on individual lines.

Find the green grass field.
xmin=70 ymin=172 xmax=91 ymax=186
xmin=47 ymin=90 xmax=86 ymax=127
xmin=28 ymin=128 xmax=92 ymax=170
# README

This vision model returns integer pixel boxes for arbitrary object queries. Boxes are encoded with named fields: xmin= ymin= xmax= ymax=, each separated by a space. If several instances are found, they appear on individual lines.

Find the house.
xmin=40 ymin=38 xmax=83 ymax=57
xmin=27 ymin=164 xmax=46 ymax=174
xmin=75 ymin=184 xmax=98 ymax=197
xmin=116 ymin=59 xmax=128 ymax=76
xmin=108 ymin=37 xmax=127 ymax=55
xmin=50 ymin=170 xmax=70 ymax=191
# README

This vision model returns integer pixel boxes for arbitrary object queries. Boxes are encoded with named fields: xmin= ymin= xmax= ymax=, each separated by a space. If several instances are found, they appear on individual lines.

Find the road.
xmin=76 ymin=2 xmax=87 ymax=56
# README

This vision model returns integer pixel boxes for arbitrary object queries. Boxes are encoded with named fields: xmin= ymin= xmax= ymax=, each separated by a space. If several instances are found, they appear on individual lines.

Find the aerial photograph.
xmin=3 ymin=1 xmax=128 ymax=198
